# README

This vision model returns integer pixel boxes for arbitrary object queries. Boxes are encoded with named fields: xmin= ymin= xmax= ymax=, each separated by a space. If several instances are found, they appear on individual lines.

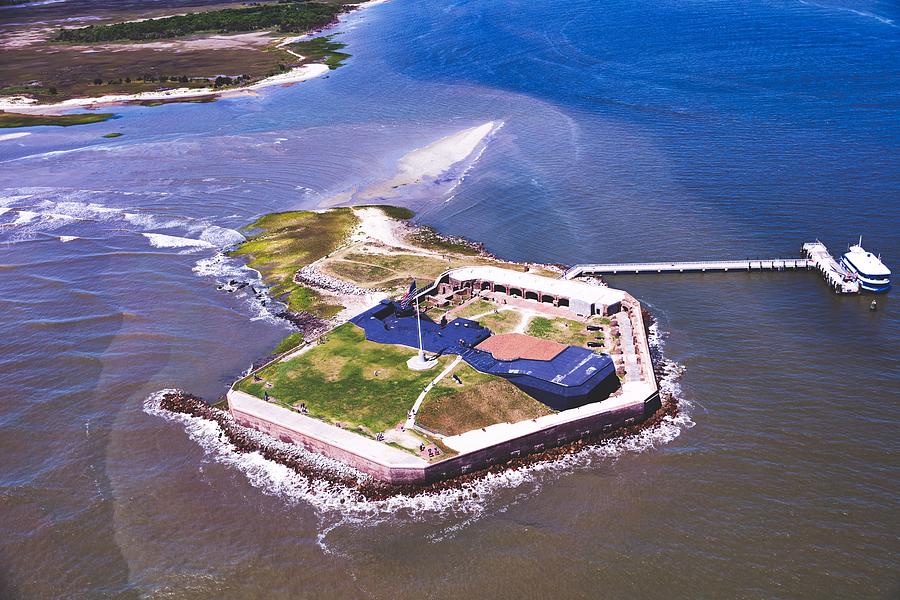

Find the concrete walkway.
xmin=615 ymin=311 xmax=640 ymax=383
xmin=228 ymin=390 xmax=428 ymax=467
xmin=405 ymin=355 xmax=462 ymax=429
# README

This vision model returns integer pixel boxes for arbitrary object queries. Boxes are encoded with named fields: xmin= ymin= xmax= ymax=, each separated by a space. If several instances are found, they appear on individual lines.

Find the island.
xmin=161 ymin=205 xmax=666 ymax=489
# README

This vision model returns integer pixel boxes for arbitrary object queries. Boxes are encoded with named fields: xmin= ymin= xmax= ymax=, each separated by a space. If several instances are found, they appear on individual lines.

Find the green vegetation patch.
xmin=274 ymin=332 xmax=305 ymax=355
xmin=102 ymin=132 xmax=124 ymax=138
xmin=410 ymin=225 xmax=482 ymax=256
xmin=322 ymin=260 xmax=396 ymax=286
xmin=230 ymin=208 xmax=358 ymax=318
xmin=0 ymin=111 xmax=114 ymax=128
xmin=237 ymin=323 xmax=446 ymax=434
xmin=288 ymin=36 xmax=350 ymax=70
xmin=359 ymin=205 xmax=415 ymax=220
xmin=417 ymin=364 xmax=553 ymax=436
xmin=322 ymin=250 xmax=500 ymax=289
xmin=137 ymin=95 xmax=217 ymax=107
xmin=453 ymin=299 xmax=498 ymax=319
xmin=526 ymin=316 xmax=599 ymax=347
xmin=1 ymin=85 xmax=57 ymax=97
xmin=54 ymin=3 xmax=349 ymax=43
xmin=476 ymin=309 xmax=521 ymax=334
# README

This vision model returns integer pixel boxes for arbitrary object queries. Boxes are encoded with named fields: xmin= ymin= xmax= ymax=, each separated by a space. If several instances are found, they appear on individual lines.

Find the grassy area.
xmin=138 ymin=95 xmax=217 ymax=107
xmin=453 ymin=299 xmax=498 ymax=319
xmin=526 ymin=316 xmax=600 ymax=347
xmin=417 ymin=364 xmax=553 ymax=436
xmin=0 ymin=111 xmax=114 ymax=128
xmin=321 ymin=251 xmax=451 ymax=288
xmin=230 ymin=209 xmax=358 ymax=318
xmin=360 ymin=205 xmax=416 ymax=220
xmin=237 ymin=324 xmax=446 ymax=435
xmin=288 ymin=36 xmax=350 ymax=70
xmin=274 ymin=332 xmax=305 ymax=355
xmin=321 ymin=250 xmax=507 ymax=289
xmin=102 ymin=132 xmax=124 ymax=138
xmin=476 ymin=309 xmax=522 ymax=334
xmin=322 ymin=260 xmax=396 ymax=286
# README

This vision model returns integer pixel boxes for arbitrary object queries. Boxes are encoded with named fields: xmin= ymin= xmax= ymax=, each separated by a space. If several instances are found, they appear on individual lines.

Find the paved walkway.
xmin=405 ymin=355 xmax=463 ymax=428
xmin=229 ymin=390 xmax=427 ymax=467
xmin=615 ymin=311 xmax=640 ymax=383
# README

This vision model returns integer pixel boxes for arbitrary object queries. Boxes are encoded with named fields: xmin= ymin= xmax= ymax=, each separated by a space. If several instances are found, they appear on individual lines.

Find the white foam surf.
xmin=192 ymin=253 xmax=284 ymax=325
xmin=142 ymin=232 xmax=215 ymax=250
xmin=198 ymin=225 xmax=246 ymax=249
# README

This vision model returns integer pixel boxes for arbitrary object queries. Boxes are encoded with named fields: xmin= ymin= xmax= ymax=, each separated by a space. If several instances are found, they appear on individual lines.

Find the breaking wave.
xmin=142 ymin=233 xmax=215 ymax=250
xmin=192 ymin=253 xmax=283 ymax=324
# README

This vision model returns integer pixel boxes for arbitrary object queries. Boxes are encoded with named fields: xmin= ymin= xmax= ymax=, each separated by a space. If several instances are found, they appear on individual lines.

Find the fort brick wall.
xmin=229 ymin=389 xmax=660 ymax=485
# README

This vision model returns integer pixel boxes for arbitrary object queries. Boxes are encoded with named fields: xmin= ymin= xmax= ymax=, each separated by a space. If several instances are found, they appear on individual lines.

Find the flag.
xmin=399 ymin=280 xmax=416 ymax=308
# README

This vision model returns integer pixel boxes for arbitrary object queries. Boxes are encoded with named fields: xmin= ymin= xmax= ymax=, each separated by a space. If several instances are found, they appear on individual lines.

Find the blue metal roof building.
xmin=350 ymin=301 xmax=619 ymax=411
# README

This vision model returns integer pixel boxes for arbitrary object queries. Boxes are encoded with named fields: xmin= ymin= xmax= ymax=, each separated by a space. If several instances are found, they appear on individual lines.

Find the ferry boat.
xmin=840 ymin=238 xmax=891 ymax=293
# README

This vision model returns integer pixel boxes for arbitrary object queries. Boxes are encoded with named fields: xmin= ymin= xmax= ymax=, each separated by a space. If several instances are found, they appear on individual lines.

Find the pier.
xmin=564 ymin=242 xmax=861 ymax=294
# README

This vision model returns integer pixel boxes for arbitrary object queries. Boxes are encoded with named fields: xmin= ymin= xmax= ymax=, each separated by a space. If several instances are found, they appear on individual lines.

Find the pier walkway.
xmin=564 ymin=258 xmax=812 ymax=279
xmin=564 ymin=241 xmax=861 ymax=294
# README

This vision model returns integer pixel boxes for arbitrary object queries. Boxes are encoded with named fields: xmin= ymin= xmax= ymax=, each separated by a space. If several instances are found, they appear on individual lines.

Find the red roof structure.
xmin=476 ymin=333 xmax=567 ymax=361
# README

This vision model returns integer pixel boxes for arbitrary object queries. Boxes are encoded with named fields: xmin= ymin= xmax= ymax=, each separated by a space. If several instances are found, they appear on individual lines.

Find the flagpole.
xmin=414 ymin=288 xmax=425 ymax=361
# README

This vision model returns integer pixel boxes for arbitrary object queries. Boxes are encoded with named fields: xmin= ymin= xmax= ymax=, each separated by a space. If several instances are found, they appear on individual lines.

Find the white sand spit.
xmin=322 ymin=121 xmax=498 ymax=206
xmin=0 ymin=132 xmax=33 ymax=142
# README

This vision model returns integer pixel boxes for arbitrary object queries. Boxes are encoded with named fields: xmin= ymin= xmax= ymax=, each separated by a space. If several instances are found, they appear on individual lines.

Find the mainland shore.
xmin=0 ymin=0 xmax=388 ymax=117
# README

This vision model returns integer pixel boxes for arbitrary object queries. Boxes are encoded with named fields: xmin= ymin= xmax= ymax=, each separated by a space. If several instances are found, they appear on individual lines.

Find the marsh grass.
xmin=230 ymin=209 xmax=358 ymax=318
xmin=0 ymin=111 xmax=114 ymax=128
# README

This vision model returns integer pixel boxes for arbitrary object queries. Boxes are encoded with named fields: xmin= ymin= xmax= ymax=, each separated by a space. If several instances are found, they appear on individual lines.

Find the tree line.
xmin=54 ymin=2 xmax=349 ymax=43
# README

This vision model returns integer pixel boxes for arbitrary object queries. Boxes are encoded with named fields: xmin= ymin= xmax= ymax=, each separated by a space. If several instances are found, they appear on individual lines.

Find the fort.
xmin=225 ymin=208 xmax=662 ymax=485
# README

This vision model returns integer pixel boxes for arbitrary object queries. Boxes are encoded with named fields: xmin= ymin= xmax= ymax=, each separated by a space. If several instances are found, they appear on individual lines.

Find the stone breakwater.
xmin=158 ymin=388 xmax=680 ymax=502
xmin=295 ymin=265 xmax=367 ymax=296
xmin=275 ymin=309 xmax=330 ymax=338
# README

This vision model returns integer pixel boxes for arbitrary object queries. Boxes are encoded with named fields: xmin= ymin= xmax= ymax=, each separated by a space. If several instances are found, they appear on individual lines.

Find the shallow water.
xmin=1 ymin=0 xmax=898 ymax=597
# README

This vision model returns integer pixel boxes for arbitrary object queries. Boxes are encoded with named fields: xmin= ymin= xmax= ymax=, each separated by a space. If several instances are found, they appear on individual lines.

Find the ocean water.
xmin=1 ymin=0 xmax=898 ymax=597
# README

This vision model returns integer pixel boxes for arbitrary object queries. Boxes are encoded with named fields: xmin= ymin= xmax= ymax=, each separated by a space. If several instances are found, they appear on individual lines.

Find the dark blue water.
xmin=1 ymin=0 xmax=897 ymax=597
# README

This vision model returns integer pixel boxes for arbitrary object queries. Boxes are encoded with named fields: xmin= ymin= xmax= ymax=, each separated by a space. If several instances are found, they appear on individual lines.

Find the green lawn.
xmin=274 ymin=332 xmax=305 ymax=355
xmin=476 ymin=309 xmax=521 ymax=334
xmin=417 ymin=364 xmax=553 ymax=436
xmin=454 ymin=299 xmax=497 ymax=319
xmin=230 ymin=209 xmax=358 ymax=318
xmin=526 ymin=315 xmax=600 ymax=347
xmin=237 ymin=323 xmax=447 ymax=435
xmin=0 ymin=111 xmax=114 ymax=128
